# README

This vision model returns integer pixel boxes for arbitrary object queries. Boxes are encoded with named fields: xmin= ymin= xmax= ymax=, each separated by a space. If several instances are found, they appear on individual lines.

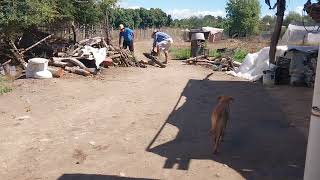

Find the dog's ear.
xmin=229 ymin=97 xmax=234 ymax=102
xmin=217 ymin=96 xmax=223 ymax=101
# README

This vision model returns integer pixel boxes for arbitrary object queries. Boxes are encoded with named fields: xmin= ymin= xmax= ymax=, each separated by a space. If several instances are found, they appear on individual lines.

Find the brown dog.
xmin=209 ymin=95 xmax=234 ymax=154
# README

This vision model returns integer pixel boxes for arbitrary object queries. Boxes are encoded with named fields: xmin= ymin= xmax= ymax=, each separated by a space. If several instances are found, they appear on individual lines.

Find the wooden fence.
xmin=39 ymin=25 xmax=185 ymax=42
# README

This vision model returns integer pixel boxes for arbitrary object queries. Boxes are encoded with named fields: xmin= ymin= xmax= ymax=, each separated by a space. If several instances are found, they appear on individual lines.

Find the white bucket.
xmin=263 ymin=70 xmax=275 ymax=86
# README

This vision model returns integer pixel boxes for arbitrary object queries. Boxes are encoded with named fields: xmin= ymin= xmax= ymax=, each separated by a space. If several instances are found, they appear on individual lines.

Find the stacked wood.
xmin=2 ymin=34 xmax=151 ymax=78
xmin=183 ymin=55 xmax=240 ymax=71
xmin=50 ymin=57 xmax=91 ymax=76
xmin=48 ymin=37 xmax=148 ymax=76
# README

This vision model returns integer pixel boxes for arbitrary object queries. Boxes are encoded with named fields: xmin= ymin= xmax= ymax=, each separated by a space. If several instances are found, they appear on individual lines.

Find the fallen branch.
xmin=182 ymin=55 xmax=207 ymax=62
xmin=9 ymin=40 xmax=27 ymax=69
xmin=109 ymin=54 xmax=121 ymax=59
xmin=65 ymin=66 xmax=91 ymax=76
xmin=50 ymin=61 xmax=72 ymax=68
xmin=0 ymin=59 xmax=11 ymax=66
xmin=21 ymin=34 xmax=54 ymax=54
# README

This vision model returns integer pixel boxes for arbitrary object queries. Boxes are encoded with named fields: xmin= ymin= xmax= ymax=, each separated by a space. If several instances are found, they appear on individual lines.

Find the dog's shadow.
xmin=146 ymin=79 xmax=307 ymax=179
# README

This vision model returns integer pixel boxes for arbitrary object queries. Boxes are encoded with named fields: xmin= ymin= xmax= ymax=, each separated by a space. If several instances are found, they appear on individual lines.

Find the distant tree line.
xmin=0 ymin=0 xmax=317 ymax=41
xmin=0 ymin=0 xmax=117 ymax=40
xmin=171 ymin=15 xmax=225 ymax=29
xmin=109 ymin=8 xmax=172 ymax=29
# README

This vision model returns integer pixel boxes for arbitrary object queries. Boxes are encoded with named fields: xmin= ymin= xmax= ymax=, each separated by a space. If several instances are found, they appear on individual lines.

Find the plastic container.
xmin=263 ymin=69 xmax=275 ymax=86
xmin=191 ymin=33 xmax=205 ymax=41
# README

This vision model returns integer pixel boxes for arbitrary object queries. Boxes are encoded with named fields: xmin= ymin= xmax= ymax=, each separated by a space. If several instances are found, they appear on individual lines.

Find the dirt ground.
xmin=0 ymin=40 xmax=314 ymax=180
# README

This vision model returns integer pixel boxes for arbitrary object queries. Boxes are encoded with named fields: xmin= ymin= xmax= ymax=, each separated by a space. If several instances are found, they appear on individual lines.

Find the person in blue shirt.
xmin=152 ymin=30 xmax=173 ymax=64
xmin=119 ymin=24 xmax=134 ymax=53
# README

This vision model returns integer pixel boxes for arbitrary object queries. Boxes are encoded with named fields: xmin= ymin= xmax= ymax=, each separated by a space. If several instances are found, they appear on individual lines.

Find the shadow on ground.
xmin=58 ymin=174 xmax=158 ymax=180
xmin=146 ymin=74 xmax=308 ymax=180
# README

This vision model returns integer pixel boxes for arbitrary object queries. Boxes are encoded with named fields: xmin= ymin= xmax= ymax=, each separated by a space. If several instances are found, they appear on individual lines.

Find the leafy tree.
xmin=225 ymin=0 xmax=261 ymax=37
xmin=0 ymin=0 xmax=59 ymax=39
xmin=171 ymin=15 xmax=227 ymax=29
xmin=283 ymin=11 xmax=301 ymax=26
xmin=261 ymin=15 xmax=276 ymax=26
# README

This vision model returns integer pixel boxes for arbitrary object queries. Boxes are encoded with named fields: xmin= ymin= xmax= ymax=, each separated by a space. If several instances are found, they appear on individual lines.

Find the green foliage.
xmin=172 ymin=15 xmax=225 ymax=29
xmin=233 ymin=48 xmax=248 ymax=62
xmin=0 ymin=0 xmax=118 ymax=39
xmin=283 ymin=11 xmax=302 ymax=26
xmin=0 ymin=76 xmax=12 ymax=95
xmin=110 ymin=8 xmax=171 ymax=29
xmin=0 ymin=0 xmax=59 ymax=38
xmin=226 ymin=0 xmax=261 ymax=37
xmin=171 ymin=48 xmax=191 ymax=59
xmin=209 ymin=49 xmax=222 ymax=58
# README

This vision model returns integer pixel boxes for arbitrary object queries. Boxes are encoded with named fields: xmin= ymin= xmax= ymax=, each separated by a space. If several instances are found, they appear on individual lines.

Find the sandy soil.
xmin=0 ymin=40 xmax=314 ymax=180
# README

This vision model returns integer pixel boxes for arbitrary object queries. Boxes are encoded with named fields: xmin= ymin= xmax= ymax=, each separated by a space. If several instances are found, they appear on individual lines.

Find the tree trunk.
xmin=105 ymin=10 xmax=112 ymax=45
xmin=71 ymin=21 xmax=77 ymax=44
xmin=269 ymin=0 xmax=286 ymax=65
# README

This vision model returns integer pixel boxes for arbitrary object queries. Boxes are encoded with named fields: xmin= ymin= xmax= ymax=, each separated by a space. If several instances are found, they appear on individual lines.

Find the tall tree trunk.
xmin=71 ymin=21 xmax=77 ymax=44
xmin=269 ymin=0 xmax=286 ymax=65
xmin=105 ymin=10 xmax=112 ymax=45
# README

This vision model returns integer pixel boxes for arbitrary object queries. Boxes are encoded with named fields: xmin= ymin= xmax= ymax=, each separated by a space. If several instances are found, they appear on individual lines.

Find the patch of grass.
xmin=0 ymin=76 xmax=12 ymax=95
xmin=233 ymin=48 xmax=248 ymax=63
xmin=209 ymin=49 xmax=222 ymax=58
xmin=171 ymin=48 xmax=191 ymax=60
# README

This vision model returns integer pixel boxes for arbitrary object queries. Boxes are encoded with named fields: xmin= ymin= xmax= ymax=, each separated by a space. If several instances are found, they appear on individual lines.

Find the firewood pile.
xmin=182 ymin=55 xmax=241 ymax=71
xmin=49 ymin=36 xmax=146 ymax=76
xmin=0 ymin=33 xmax=147 ymax=78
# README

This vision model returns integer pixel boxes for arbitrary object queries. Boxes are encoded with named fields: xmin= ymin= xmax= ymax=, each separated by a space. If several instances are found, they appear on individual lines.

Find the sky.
xmin=117 ymin=0 xmax=308 ymax=19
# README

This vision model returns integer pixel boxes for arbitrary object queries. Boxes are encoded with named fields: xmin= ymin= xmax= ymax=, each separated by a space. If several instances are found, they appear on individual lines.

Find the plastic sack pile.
xmin=227 ymin=46 xmax=318 ymax=81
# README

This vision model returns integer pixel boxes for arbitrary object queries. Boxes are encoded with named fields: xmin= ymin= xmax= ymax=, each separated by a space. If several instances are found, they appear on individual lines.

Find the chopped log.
xmin=53 ymin=57 xmax=87 ymax=69
xmin=21 ymin=34 xmax=54 ymax=54
xmin=109 ymin=45 xmax=116 ymax=51
xmin=150 ymin=56 xmax=166 ymax=68
xmin=50 ymin=61 xmax=72 ymax=68
xmin=102 ymin=37 xmax=108 ymax=47
xmin=65 ymin=67 xmax=91 ymax=76
xmin=183 ymin=55 xmax=207 ymax=62
xmin=142 ymin=52 xmax=166 ymax=68
xmin=109 ymin=54 xmax=121 ymax=59
xmin=69 ymin=45 xmax=83 ymax=56
xmin=47 ymin=67 xmax=65 ymax=78
xmin=233 ymin=61 xmax=241 ymax=67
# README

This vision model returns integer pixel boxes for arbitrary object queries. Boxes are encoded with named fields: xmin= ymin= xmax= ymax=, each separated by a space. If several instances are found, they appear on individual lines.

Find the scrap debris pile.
xmin=182 ymin=49 xmax=241 ymax=71
xmin=0 ymin=31 xmax=147 ymax=79
xmin=275 ymin=49 xmax=318 ymax=87
xmin=50 ymin=36 xmax=146 ymax=77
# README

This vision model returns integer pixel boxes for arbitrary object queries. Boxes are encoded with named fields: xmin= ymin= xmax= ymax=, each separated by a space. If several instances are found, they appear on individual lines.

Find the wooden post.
xmin=269 ymin=0 xmax=286 ymax=65
xmin=304 ymin=45 xmax=320 ymax=180
xmin=105 ymin=10 xmax=112 ymax=45
xmin=71 ymin=21 xmax=77 ymax=44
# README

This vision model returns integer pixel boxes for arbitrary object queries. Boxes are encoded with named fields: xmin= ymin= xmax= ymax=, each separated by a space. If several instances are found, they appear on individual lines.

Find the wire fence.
xmin=38 ymin=25 xmax=185 ymax=42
